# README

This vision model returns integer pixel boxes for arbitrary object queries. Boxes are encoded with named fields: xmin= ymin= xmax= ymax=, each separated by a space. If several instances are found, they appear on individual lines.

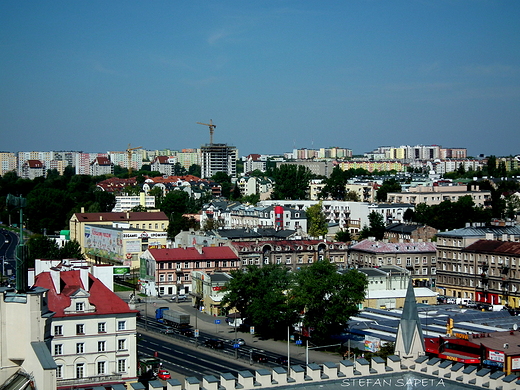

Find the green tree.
xmin=334 ymin=230 xmax=351 ymax=243
xmin=221 ymin=264 xmax=299 ymax=339
xmin=270 ymin=164 xmax=314 ymax=200
xmin=27 ymin=235 xmax=61 ymax=267
xmin=307 ymin=202 xmax=328 ymax=238
xmin=292 ymin=260 xmax=367 ymax=343
xmin=376 ymin=178 xmax=401 ymax=202
xmin=188 ymin=164 xmax=201 ymax=178
xmin=212 ymin=172 xmax=232 ymax=199
xmin=60 ymin=239 xmax=84 ymax=259
xmin=148 ymin=186 xmax=164 ymax=208
xmin=26 ymin=188 xmax=74 ymax=234
xmin=359 ymin=211 xmax=386 ymax=240
xmin=231 ymin=182 xmax=242 ymax=200
xmin=319 ymin=166 xmax=347 ymax=200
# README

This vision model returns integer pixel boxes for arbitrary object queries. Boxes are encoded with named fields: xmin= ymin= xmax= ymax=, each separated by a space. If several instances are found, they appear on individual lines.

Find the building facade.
xmin=201 ymin=144 xmax=238 ymax=178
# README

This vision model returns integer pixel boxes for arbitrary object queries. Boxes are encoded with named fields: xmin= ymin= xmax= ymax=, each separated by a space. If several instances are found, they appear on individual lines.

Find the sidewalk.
xmin=118 ymin=291 xmax=344 ymax=365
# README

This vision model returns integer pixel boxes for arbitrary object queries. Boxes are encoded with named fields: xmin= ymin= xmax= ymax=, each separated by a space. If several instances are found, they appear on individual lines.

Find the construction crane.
xmin=126 ymin=144 xmax=142 ymax=177
xmin=197 ymin=119 xmax=216 ymax=145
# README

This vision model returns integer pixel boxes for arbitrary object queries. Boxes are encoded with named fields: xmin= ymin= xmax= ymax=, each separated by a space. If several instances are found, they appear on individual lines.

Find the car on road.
xmin=230 ymin=338 xmax=246 ymax=346
xmin=275 ymin=356 xmax=288 ymax=365
xmin=163 ymin=326 xmax=175 ymax=334
xmin=177 ymin=327 xmax=194 ymax=337
xmin=172 ymin=294 xmax=188 ymax=301
xmin=205 ymin=338 xmax=224 ymax=349
xmin=157 ymin=369 xmax=171 ymax=380
xmin=252 ymin=350 xmax=269 ymax=363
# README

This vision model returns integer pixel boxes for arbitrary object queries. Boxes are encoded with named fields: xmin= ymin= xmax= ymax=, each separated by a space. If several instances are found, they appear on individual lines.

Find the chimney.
xmin=126 ymin=211 xmax=130 ymax=220
xmin=50 ymin=269 xmax=61 ymax=294
xmin=80 ymin=268 xmax=89 ymax=292
xmin=99 ymin=215 xmax=103 ymax=220
xmin=81 ymin=207 xmax=85 ymax=213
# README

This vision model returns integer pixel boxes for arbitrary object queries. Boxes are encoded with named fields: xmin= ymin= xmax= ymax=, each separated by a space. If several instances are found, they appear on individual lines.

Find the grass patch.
xmin=114 ymin=284 xmax=134 ymax=292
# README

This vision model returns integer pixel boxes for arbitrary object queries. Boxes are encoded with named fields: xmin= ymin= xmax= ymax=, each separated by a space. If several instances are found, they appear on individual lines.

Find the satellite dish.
xmin=513 ymin=323 xmax=518 ymax=331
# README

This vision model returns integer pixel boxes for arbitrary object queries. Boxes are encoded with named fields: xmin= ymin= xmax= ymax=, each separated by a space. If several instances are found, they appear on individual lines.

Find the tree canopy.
xmin=269 ymin=164 xmax=314 ymax=200
xmin=221 ymin=261 xmax=367 ymax=343
xmin=376 ymin=178 xmax=402 ymax=202
xmin=358 ymin=211 xmax=386 ymax=240
xmin=307 ymin=202 xmax=328 ymax=237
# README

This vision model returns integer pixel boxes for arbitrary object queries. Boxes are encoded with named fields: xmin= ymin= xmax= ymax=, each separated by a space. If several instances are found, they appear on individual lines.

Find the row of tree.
xmin=221 ymin=260 xmax=368 ymax=344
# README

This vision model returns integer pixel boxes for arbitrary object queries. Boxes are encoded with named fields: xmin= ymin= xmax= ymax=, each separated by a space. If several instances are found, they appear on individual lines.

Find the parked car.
xmin=230 ymin=338 xmax=246 ymax=346
xmin=252 ymin=350 xmax=269 ymax=363
xmin=205 ymin=338 xmax=224 ymax=349
xmin=466 ymin=301 xmax=478 ymax=309
xmin=157 ymin=369 xmax=171 ymax=380
xmin=172 ymin=294 xmax=188 ymax=301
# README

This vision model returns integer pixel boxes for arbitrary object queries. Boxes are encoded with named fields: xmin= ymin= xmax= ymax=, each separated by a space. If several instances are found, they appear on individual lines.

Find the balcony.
xmin=57 ymin=374 xmax=123 ymax=387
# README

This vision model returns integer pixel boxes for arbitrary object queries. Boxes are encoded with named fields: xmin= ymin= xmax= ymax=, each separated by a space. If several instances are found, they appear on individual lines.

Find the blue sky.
xmin=1 ymin=1 xmax=519 ymax=157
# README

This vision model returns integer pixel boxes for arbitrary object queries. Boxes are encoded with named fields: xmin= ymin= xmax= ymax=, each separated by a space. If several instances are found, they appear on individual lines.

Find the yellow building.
xmin=70 ymin=211 xmax=169 ymax=268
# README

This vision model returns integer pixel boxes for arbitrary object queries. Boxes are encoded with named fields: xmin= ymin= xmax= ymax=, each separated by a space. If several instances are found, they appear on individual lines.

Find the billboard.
xmin=84 ymin=226 xmax=123 ymax=263
xmin=364 ymin=336 xmax=381 ymax=352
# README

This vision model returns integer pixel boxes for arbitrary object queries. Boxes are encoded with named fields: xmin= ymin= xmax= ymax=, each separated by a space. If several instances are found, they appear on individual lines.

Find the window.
xmin=406 ymin=258 xmax=411 ymax=266
xmin=54 ymin=325 xmax=63 ymax=336
xmin=76 ymin=324 xmax=84 ymax=335
xmin=98 ymin=341 xmax=106 ymax=352
xmin=422 ymin=268 xmax=428 ymax=275
xmin=76 ymin=343 xmax=84 ymax=354
xmin=118 ymin=339 xmax=126 ymax=350
xmin=159 ymin=274 xmax=165 ymax=282
xmin=118 ymin=359 xmax=126 ymax=373
xmin=167 ymin=274 xmax=173 ymax=281
xmin=98 ymin=322 xmax=106 ymax=333
xmin=184 ymin=274 xmax=189 ymax=281
xmin=396 ymin=258 xmax=402 ymax=265
xmin=76 ymin=302 xmax=84 ymax=311
xmin=206 ymin=261 xmax=211 ymax=268
xmin=76 ymin=363 xmax=84 ymax=379
xmin=54 ymin=344 xmax=63 ymax=355
xmin=97 ymin=361 xmax=106 ymax=375
xmin=118 ymin=321 xmax=126 ymax=331
xmin=185 ymin=262 xmax=190 ymax=269
xmin=56 ymin=365 xmax=63 ymax=378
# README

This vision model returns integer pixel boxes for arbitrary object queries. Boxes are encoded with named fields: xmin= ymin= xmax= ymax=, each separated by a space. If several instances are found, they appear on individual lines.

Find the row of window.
xmin=158 ymin=260 xmax=236 ymax=270
xmin=56 ymin=359 xmax=127 ymax=378
xmin=132 ymin=223 xmax=165 ymax=230
xmin=354 ymin=256 xmax=436 ymax=266
xmin=54 ymin=321 xmax=126 ymax=336
xmin=54 ymin=339 xmax=127 ymax=355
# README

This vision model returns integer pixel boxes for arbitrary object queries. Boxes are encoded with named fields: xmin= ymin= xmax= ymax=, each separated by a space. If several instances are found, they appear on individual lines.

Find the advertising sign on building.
xmin=126 ymin=240 xmax=141 ymax=253
xmin=488 ymin=350 xmax=505 ymax=363
xmin=84 ymin=225 xmax=123 ymax=263
xmin=512 ymin=357 xmax=520 ymax=370
xmin=364 ymin=336 xmax=381 ymax=352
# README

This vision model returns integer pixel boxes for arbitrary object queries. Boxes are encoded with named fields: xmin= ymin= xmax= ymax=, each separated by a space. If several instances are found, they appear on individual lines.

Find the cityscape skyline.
xmin=1 ymin=1 xmax=520 ymax=157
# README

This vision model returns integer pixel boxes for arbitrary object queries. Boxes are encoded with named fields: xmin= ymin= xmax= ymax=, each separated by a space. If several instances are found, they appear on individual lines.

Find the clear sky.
xmin=1 ymin=1 xmax=519 ymax=157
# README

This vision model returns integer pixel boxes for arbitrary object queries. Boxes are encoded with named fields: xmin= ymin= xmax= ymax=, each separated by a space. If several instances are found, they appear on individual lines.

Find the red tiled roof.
xmin=152 ymin=156 xmax=170 ymax=164
xmin=148 ymin=246 xmax=239 ymax=261
xmin=73 ymin=211 xmax=168 ymax=221
xmin=33 ymin=270 xmax=136 ymax=318
xmin=94 ymin=156 xmax=112 ymax=165
xmin=463 ymin=240 xmax=520 ymax=255
xmin=27 ymin=159 xmax=44 ymax=168
xmin=146 ymin=175 xmax=206 ymax=184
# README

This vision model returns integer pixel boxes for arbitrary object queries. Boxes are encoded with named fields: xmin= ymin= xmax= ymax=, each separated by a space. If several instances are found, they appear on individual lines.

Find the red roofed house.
xmin=33 ymin=268 xmax=138 ymax=389
xmin=139 ymin=246 xmax=239 ymax=298
xmin=90 ymin=156 xmax=114 ymax=176
xmin=21 ymin=159 xmax=46 ymax=180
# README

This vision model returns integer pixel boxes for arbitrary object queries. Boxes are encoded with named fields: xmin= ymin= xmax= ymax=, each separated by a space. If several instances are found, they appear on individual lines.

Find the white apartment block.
xmin=112 ymin=193 xmax=156 ymax=212
xmin=201 ymin=144 xmax=238 ymax=178
xmin=433 ymin=159 xmax=484 ymax=175
xmin=386 ymin=185 xmax=492 ymax=207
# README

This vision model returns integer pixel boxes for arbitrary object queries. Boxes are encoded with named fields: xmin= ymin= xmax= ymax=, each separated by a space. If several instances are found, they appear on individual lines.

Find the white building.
xmin=33 ymin=266 xmax=138 ymax=388
xmin=112 ymin=193 xmax=156 ymax=212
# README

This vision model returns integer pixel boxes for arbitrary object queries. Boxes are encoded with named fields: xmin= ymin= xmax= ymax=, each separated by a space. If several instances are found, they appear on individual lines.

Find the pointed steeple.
xmin=394 ymin=279 xmax=425 ymax=359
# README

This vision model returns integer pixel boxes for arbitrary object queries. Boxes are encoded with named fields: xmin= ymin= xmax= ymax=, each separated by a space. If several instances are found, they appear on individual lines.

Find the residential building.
xmin=96 ymin=177 xmax=138 ymax=193
xmin=386 ymin=185 xmax=492 ymax=207
xmin=337 ymin=160 xmax=406 ymax=173
xmin=435 ymin=221 xmax=520 ymax=303
xmin=112 ymin=193 xmax=156 ymax=212
xmin=20 ymin=159 xmax=45 ymax=179
xmin=108 ymin=149 xmax=144 ymax=171
xmin=0 ymin=286 xmax=57 ymax=390
xmin=201 ymin=144 xmax=238 ymax=178
xmin=242 ymin=154 xmax=267 ymax=173
xmin=231 ymin=239 xmax=348 ymax=270
xmin=384 ymin=223 xmax=438 ymax=243
xmin=90 ymin=156 xmax=114 ymax=176
xmin=150 ymin=155 xmax=177 ymax=176
xmin=349 ymin=239 xmax=437 ymax=288
xmin=176 ymin=149 xmax=201 ymax=171
xmin=33 ymin=268 xmax=138 ymax=389
xmin=236 ymin=176 xmax=274 ymax=199
xmin=139 ymin=246 xmax=239 ymax=297
xmin=433 ymin=159 xmax=484 ymax=175
xmin=0 ymin=152 xmax=17 ymax=176
xmin=462 ymin=240 xmax=520 ymax=308
xmin=279 ymin=160 xmax=335 ymax=178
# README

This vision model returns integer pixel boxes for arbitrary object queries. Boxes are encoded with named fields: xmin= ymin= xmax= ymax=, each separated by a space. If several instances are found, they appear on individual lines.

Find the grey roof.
xmin=437 ymin=224 xmax=520 ymax=238
xmin=211 ymin=228 xmax=296 ymax=239
xmin=31 ymin=341 xmax=57 ymax=370
xmin=386 ymin=223 xmax=425 ymax=234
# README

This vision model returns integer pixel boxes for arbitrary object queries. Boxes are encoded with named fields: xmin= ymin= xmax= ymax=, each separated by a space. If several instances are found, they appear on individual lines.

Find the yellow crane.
xmin=126 ymin=144 xmax=142 ymax=177
xmin=197 ymin=119 xmax=216 ymax=145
